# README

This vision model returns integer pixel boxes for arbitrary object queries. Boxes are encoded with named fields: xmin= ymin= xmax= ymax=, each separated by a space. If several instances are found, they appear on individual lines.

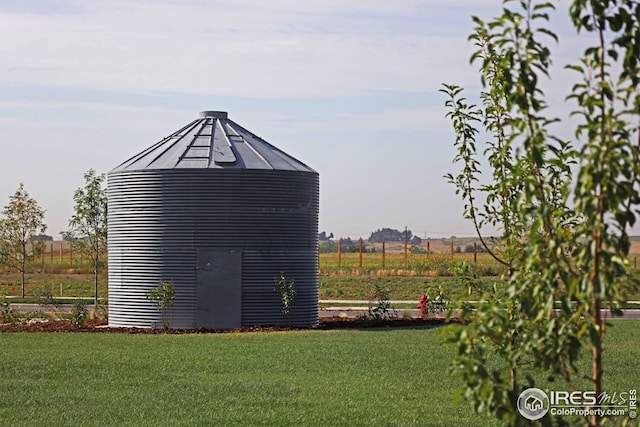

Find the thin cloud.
xmin=0 ymin=0 xmax=604 ymax=238
xmin=0 ymin=0 xmax=484 ymax=98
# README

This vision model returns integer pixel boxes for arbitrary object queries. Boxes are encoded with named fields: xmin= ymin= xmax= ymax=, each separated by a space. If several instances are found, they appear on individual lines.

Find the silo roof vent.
xmin=112 ymin=110 xmax=315 ymax=173
xmin=199 ymin=111 xmax=228 ymax=119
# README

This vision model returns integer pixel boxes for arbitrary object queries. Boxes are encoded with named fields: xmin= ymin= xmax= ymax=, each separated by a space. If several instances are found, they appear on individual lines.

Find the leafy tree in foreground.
xmin=67 ymin=169 xmax=108 ymax=306
xmin=441 ymin=1 xmax=639 ymax=426
xmin=0 ymin=183 xmax=47 ymax=298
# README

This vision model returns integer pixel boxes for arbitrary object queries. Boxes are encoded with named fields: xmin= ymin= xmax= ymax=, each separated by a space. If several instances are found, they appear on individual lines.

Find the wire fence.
xmin=0 ymin=241 xmax=102 ymax=274
xmin=319 ymin=251 xmax=503 ymax=277
xmin=2 ymin=239 xmax=640 ymax=277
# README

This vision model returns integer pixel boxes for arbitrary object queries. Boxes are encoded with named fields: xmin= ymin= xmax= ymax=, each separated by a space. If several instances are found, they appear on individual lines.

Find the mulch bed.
xmin=0 ymin=317 xmax=450 ymax=334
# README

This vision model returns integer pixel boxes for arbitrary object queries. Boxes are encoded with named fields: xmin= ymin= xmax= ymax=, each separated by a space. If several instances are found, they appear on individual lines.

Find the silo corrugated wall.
xmin=108 ymin=169 xmax=319 ymax=329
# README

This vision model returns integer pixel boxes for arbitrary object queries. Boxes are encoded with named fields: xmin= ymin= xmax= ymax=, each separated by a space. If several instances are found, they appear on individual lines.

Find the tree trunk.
xmin=21 ymin=243 xmax=26 ymax=298
xmin=21 ymin=268 xmax=25 ymax=299
xmin=94 ymin=255 xmax=99 ymax=307
xmin=591 ymin=299 xmax=603 ymax=427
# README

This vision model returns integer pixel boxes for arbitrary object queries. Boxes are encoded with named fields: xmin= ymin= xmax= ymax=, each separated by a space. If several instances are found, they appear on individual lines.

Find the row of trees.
xmin=368 ymin=228 xmax=422 ymax=245
xmin=0 ymin=170 xmax=107 ymax=304
xmin=319 ymin=228 xmax=423 ymax=245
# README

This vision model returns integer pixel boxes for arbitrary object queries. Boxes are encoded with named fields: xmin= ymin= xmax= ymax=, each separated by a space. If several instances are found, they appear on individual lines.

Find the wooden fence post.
xmin=474 ymin=242 xmax=477 ymax=264
xmin=404 ymin=226 xmax=408 ymax=268
xmin=59 ymin=243 xmax=63 ymax=263
xmin=359 ymin=239 xmax=363 ymax=268
xmin=338 ymin=238 xmax=342 ymax=268
xmin=70 ymin=243 xmax=73 ymax=265
xmin=450 ymin=240 xmax=454 ymax=261
xmin=427 ymin=240 xmax=430 ymax=254
xmin=382 ymin=241 xmax=386 ymax=268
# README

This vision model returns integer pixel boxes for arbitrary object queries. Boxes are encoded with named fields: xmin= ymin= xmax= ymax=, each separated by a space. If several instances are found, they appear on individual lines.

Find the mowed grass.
xmin=0 ymin=328 xmax=488 ymax=427
xmin=1 ymin=322 xmax=639 ymax=426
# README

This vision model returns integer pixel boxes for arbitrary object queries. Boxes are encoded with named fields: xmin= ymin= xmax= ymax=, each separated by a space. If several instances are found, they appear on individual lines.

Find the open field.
xmin=320 ymin=248 xmax=640 ymax=277
xmin=8 ymin=236 xmax=640 ymax=277
xmin=2 ymin=271 xmax=640 ymax=305
xmin=319 ymin=252 xmax=505 ymax=277
xmin=363 ymin=236 xmax=640 ymax=255
xmin=0 ymin=273 xmax=107 ymax=300
xmin=1 ymin=238 xmax=639 ymax=303
xmin=1 ymin=322 xmax=638 ymax=426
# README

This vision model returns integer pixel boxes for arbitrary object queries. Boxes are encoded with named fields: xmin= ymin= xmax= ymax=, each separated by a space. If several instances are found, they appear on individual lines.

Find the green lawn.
xmin=1 ymin=321 xmax=638 ymax=426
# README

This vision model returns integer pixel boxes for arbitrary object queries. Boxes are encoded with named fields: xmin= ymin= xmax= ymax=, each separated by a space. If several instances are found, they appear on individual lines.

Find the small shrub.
xmin=145 ymin=280 xmax=175 ymax=329
xmin=70 ymin=300 xmax=88 ymax=327
xmin=34 ymin=287 xmax=55 ymax=305
xmin=362 ymin=281 xmax=397 ymax=321
xmin=426 ymin=286 xmax=448 ymax=316
xmin=0 ymin=294 xmax=18 ymax=324
xmin=34 ymin=287 xmax=62 ymax=315
xmin=274 ymin=273 xmax=296 ymax=325
xmin=409 ymin=245 xmax=425 ymax=254
xmin=477 ymin=265 xmax=498 ymax=276
xmin=94 ymin=301 xmax=108 ymax=320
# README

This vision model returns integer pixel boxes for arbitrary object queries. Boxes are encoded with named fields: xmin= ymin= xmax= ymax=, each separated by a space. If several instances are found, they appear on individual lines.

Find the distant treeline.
xmin=319 ymin=227 xmax=422 ymax=253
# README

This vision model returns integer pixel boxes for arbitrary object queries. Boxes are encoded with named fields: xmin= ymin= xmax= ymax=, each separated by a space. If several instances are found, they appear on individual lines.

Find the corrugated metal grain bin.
xmin=107 ymin=111 xmax=319 ymax=329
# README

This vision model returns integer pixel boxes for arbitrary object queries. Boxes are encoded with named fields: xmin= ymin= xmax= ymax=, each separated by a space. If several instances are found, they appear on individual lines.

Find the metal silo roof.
xmin=111 ymin=111 xmax=316 ymax=173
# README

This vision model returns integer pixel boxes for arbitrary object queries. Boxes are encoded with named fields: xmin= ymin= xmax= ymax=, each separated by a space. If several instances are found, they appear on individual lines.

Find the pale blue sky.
xmin=0 ymin=0 xmax=604 ymax=239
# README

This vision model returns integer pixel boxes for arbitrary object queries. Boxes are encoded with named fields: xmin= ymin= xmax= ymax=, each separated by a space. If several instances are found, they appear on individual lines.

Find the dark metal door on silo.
xmin=196 ymin=249 xmax=242 ymax=329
